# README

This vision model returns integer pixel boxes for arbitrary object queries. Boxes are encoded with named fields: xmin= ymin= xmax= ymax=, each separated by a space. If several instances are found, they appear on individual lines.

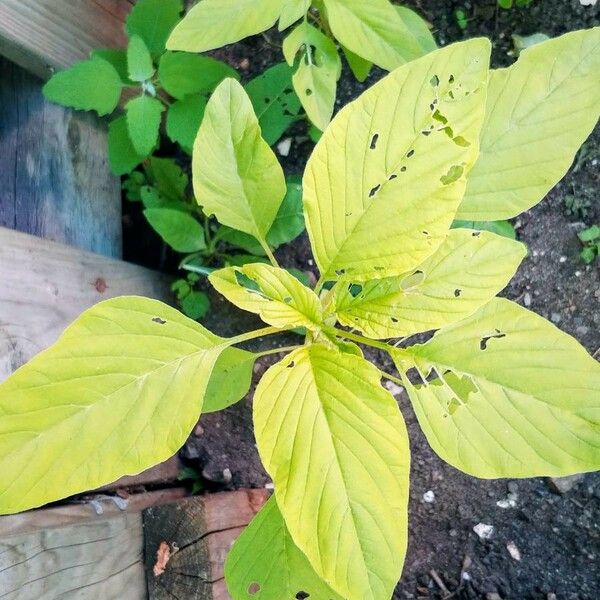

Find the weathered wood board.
xmin=144 ymin=490 xmax=270 ymax=600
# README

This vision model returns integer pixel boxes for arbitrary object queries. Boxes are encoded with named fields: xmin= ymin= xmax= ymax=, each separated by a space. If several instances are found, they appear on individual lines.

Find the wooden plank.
xmin=0 ymin=0 xmax=133 ymax=80
xmin=144 ymin=490 xmax=270 ymax=600
xmin=0 ymin=56 xmax=122 ymax=257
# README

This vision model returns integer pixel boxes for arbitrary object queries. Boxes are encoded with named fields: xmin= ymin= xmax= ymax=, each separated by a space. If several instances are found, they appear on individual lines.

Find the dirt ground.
xmin=126 ymin=1 xmax=600 ymax=598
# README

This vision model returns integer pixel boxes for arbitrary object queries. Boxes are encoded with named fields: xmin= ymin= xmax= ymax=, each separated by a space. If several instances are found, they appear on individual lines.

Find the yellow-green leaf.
xmin=323 ymin=0 xmax=425 ymax=71
xmin=279 ymin=0 xmax=310 ymax=30
xmin=253 ymin=345 xmax=410 ymax=600
xmin=458 ymin=28 xmax=600 ymax=220
xmin=395 ymin=6 xmax=437 ymax=54
xmin=333 ymin=229 xmax=526 ymax=338
xmin=0 ymin=297 xmax=225 ymax=515
xmin=167 ymin=0 xmax=281 ymax=53
xmin=193 ymin=79 xmax=286 ymax=247
xmin=209 ymin=264 xmax=322 ymax=331
xmin=303 ymin=38 xmax=490 ymax=282
xmin=342 ymin=45 xmax=373 ymax=82
xmin=393 ymin=298 xmax=600 ymax=478
xmin=225 ymin=496 xmax=344 ymax=600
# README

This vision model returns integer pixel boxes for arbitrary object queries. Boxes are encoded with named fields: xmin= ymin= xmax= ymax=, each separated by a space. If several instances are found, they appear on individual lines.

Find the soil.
xmin=127 ymin=1 xmax=600 ymax=598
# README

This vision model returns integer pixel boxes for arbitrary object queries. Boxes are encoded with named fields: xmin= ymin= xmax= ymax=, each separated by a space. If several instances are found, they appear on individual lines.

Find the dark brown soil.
xmin=131 ymin=1 xmax=600 ymax=598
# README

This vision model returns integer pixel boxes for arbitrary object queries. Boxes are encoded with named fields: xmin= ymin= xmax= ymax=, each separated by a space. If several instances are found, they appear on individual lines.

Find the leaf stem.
xmin=260 ymin=240 xmax=280 ymax=268
xmin=226 ymin=326 xmax=284 ymax=347
xmin=324 ymin=327 xmax=391 ymax=352
xmin=378 ymin=370 xmax=405 ymax=388
xmin=254 ymin=345 xmax=301 ymax=358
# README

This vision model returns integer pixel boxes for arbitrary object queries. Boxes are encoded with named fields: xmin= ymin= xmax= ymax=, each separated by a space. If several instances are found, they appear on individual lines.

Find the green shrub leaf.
xmin=181 ymin=291 xmax=210 ymax=320
xmin=246 ymin=62 xmax=302 ymax=145
xmin=126 ymin=0 xmax=183 ymax=57
xmin=108 ymin=116 xmax=147 ymax=175
xmin=91 ymin=48 xmax=131 ymax=84
xmin=253 ymin=345 xmax=410 ymax=600
xmin=342 ymin=45 xmax=373 ymax=82
xmin=193 ymin=79 xmax=286 ymax=248
xmin=458 ymin=28 xmax=600 ymax=220
xmin=42 ymin=57 xmax=122 ymax=116
xmin=267 ymin=177 xmax=305 ymax=247
xmin=0 ymin=297 xmax=225 ymax=514
xmin=209 ymin=264 xmax=322 ymax=330
xmin=167 ymin=0 xmax=281 ymax=53
xmin=395 ymin=6 xmax=437 ymax=54
xmin=158 ymin=52 xmax=238 ymax=100
xmin=125 ymin=95 xmax=164 ymax=156
xmin=393 ymin=298 xmax=600 ymax=478
xmin=333 ymin=229 xmax=526 ymax=338
xmin=279 ymin=0 xmax=311 ymax=30
xmin=127 ymin=35 xmax=155 ymax=82
xmin=147 ymin=157 xmax=189 ymax=202
xmin=144 ymin=208 xmax=205 ymax=252
xmin=303 ymin=38 xmax=490 ymax=282
xmin=225 ymin=496 xmax=344 ymax=599
xmin=166 ymin=94 xmax=207 ymax=153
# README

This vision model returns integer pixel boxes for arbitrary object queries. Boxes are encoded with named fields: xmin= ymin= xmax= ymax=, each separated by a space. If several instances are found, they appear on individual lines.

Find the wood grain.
xmin=0 ymin=0 xmax=134 ymax=80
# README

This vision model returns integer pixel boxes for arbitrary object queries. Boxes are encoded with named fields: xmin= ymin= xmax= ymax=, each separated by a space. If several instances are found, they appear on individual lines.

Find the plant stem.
xmin=314 ymin=275 xmax=326 ymax=295
xmin=226 ymin=326 xmax=284 ymax=347
xmin=324 ymin=327 xmax=391 ymax=352
xmin=254 ymin=345 xmax=301 ymax=358
xmin=378 ymin=370 xmax=405 ymax=388
xmin=260 ymin=240 xmax=280 ymax=268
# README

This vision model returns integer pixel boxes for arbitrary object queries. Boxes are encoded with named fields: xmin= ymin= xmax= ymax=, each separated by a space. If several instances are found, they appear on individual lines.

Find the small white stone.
xmin=496 ymin=492 xmax=518 ymax=509
xmin=559 ymin=256 xmax=567 ymax=263
xmin=473 ymin=522 xmax=494 ymax=539
xmin=384 ymin=380 xmax=403 ymax=396
xmin=308 ymin=259 xmax=314 ymax=266
xmin=265 ymin=482 xmax=275 ymax=490
xmin=580 ymin=0 xmax=597 ymax=6
xmin=277 ymin=138 xmax=292 ymax=157
xmin=507 ymin=541 xmax=522 ymax=561
xmin=523 ymin=292 xmax=532 ymax=307
xmin=423 ymin=490 xmax=435 ymax=503
xmin=462 ymin=572 xmax=471 ymax=581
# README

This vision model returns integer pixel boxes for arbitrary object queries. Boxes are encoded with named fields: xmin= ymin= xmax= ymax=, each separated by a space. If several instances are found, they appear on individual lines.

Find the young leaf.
xmin=126 ymin=0 xmax=183 ymax=58
xmin=167 ymin=0 xmax=281 ymax=53
xmin=323 ymin=0 xmax=425 ymax=71
xmin=193 ymin=79 xmax=286 ymax=248
xmin=303 ymin=38 xmax=490 ymax=282
xmin=392 ymin=298 xmax=600 ymax=478
xmin=283 ymin=21 xmax=341 ymax=131
xmin=279 ymin=0 xmax=311 ymax=30
xmin=267 ymin=177 xmax=305 ymax=247
xmin=225 ymin=496 xmax=344 ymax=599
xmin=181 ymin=291 xmax=210 ymax=320
xmin=166 ymin=94 xmax=207 ymax=153
xmin=0 ymin=297 xmax=225 ymax=514
xmin=333 ymin=229 xmax=526 ymax=338
xmin=42 ymin=57 xmax=122 ymax=116
xmin=245 ymin=62 xmax=302 ymax=145
xmin=203 ymin=347 xmax=256 ymax=413
xmin=144 ymin=208 xmax=206 ymax=252
xmin=342 ymin=45 xmax=374 ymax=82
xmin=125 ymin=95 xmax=164 ymax=156
xmin=457 ymin=28 xmax=600 ymax=220
xmin=209 ymin=264 xmax=322 ymax=330
xmin=91 ymin=48 xmax=131 ymax=84
xmin=253 ymin=345 xmax=410 ymax=600
xmin=395 ymin=6 xmax=437 ymax=54
xmin=158 ymin=52 xmax=238 ymax=100
xmin=127 ymin=35 xmax=155 ymax=82
xmin=108 ymin=116 xmax=147 ymax=175
xmin=147 ymin=157 xmax=188 ymax=202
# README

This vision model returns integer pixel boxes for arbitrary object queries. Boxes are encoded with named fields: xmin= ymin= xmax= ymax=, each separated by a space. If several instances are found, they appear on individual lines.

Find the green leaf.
xmin=181 ymin=291 xmax=210 ymax=320
xmin=167 ymin=0 xmax=281 ymax=53
xmin=144 ymin=208 xmax=205 ymax=252
xmin=158 ymin=52 xmax=238 ymax=100
xmin=580 ymin=245 xmax=598 ymax=264
xmin=220 ymin=228 xmax=266 ymax=256
xmin=283 ymin=21 xmax=341 ymax=131
xmin=108 ymin=116 xmax=147 ymax=175
xmin=42 ymin=57 xmax=122 ymax=116
xmin=140 ymin=185 xmax=188 ymax=211
xmin=245 ymin=62 xmax=302 ymax=145
xmin=392 ymin=298 xmax=600 ymax=478
xmin=203 ymin=347 xmax=256 ymax=413
xmin=225 ymin=496 xmax=344 ymax=599
xmin=323 ymin=0 xmax=426 ymax=71
xmin=333 ymin=229 xmax=526 ymax=338
xmin=91 ymin=48 xmax=131 ymax=84
xmin=395 ymin=6 xmax=437 ymax=54
xmin=0 ymin=297 xmax=225 ymax=514
xmin=147 ymin=157 xmax=188 ymax=202
xmin=452 ymin=219 xmax=517 ymax=240
xmin=303 ymin=38 xmax=491 ymax=282
xmin=579 ymin=225 xmax=600 ymax=243
xmin=342 ymin=45 xmax=373 ymax=82
xmin=166 ymin=94 xmax=207 ymax=153
xmin=127 ymin=35 xmax=154 ymax=82
xmin=125 ymin=95 xmax=164 ymax=156
xmin=193 ymin=79 xmax=286 ymax=247
xmin=266 ymin=177 xmax=305 ymax=248
xmin=253 ymin=345 xmax=410 ymax=600
xmin=126 ymin=0 xmax=183 ymax=58
xmin=209 ymin=264 xmax=322 ymax=331
xmin=279 ymin=0 xmax=311 ymax=30
xmin=458 ymin=28 xmax=600 ymax=220
xmin=225 ymin=254 xmax=271 ymax=267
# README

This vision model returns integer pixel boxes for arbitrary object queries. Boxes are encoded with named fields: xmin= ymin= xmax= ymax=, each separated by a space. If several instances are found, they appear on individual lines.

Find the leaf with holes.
xmin=332 ymin=229 xmax=526 ymax=338
xmin=392 ymin=298 xmax=600 ymax=478
xmin=225 ymin=496 xmax=344 ymax=599
xmin=209 ymin=264 xmax=322 ymax=331
xmin=283 ymin=21 xmax=341 ymax=131
xmin=193 ymin=79 xmax=286 ymax=250
xmin=253 ymin=345 xmax=410 ymax=600
xmin=303 ymin=38 xmax=490 ymax=282
xmin=457 ymin=28 xmax=600 ymax=221
xmin=0 ymin=297 xmax=225 ymax=514
xmin=167 ymin=0 xmax=281 ymax=53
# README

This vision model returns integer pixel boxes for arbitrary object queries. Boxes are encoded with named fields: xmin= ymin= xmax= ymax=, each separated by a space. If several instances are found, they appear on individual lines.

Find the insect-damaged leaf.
xmin=303 ymin=38 xmax=490 ymax=282
xmin=209 ymin=264 xmax=322 ymax=331
xmin=253 ymin=345 xmax=410 ymax=600
xmin=225 ymin=496 xmax=343 ymax=599
xmin=392 ymin=298 xmax=600 ymax=478
xmin=457 ymin=28 xmax=600 ymax=221
xmin=0 ymin=297 xmax=225 ymax=515
xmin=333 ymin=229 xmax=526 ymax=338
